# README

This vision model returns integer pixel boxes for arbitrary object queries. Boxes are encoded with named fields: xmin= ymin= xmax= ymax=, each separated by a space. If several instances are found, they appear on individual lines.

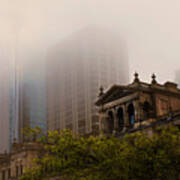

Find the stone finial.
xmin=151 ymin=73 xmax=157 ymax=84
xmin=134 ymin=72 xmax=140 ymax=83
xmin=99 ymin=86 xmax=104 ymax=97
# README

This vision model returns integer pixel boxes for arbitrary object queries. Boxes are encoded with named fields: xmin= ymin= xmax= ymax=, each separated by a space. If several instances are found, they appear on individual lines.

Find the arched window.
xmin=107 ymin=111 xmax=114 ymax=133
xmin=127 ymin=103 xmax=135 ymax=127
xmin=143 ymin=101 xmax=151 ymax=119
xmin=117 ymin=108 xmax=124 ymax=130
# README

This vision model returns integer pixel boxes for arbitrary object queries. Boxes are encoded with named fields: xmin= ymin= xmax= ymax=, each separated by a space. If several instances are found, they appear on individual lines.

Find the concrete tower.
xmin=47 ymin=27 xmax=129 ymax=134
xmin=0 ymin=48 xmax=11 ymax=153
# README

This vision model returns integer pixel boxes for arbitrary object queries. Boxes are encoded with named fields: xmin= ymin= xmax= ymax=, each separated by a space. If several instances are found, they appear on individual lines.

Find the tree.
xmin=22 ymin=126 xmax=43 ymax=142
xmin=19 ymin=126 xmax=180 ymax=180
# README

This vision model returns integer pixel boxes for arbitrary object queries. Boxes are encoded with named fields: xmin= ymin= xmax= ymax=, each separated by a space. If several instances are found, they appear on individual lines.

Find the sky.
xmin=0 ymin=0 xmax=180 ymax=84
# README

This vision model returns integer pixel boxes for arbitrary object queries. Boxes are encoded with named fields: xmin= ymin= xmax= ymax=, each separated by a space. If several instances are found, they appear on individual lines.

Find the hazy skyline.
xmin=46 ymin=27 xmax=129 ymax=134
xmin=0 ymin=0 xmax=180 ymax=84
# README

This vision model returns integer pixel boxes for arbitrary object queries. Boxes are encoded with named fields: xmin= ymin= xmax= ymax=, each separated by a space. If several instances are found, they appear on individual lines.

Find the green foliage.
xmin=19 ymin=126 xmax=180 ymax=180
xmin=22 ymin=126 xmax=43 ymax=142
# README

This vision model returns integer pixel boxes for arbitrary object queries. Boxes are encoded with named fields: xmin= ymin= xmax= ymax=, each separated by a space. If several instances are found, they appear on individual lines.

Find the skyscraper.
xmin=0 ymin=49 xmax=11 ymax=153
xmin=47 ymin=27 xmax=129 ymax=134
xmin=0 ymin=43 xmax=19 ymax=153
xmin=22 ymin=60 xmax=47 ymax=132
xmin=17 ymin=57 xmax=47 ymax=142
xmin=0 ymin=52 xmax=47 ymax=152
xmin=0 ymin=41 xmax=47 ymax=153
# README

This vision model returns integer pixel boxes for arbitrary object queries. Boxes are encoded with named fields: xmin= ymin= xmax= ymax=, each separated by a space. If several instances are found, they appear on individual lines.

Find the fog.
xmin=1 ymin=0 xmax=180 ymax=83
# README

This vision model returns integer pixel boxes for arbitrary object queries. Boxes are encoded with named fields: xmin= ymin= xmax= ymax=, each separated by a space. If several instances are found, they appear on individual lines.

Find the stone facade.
xmin=95 ymin=73 xmax=180 ymax=136
xmin=0 ymin=142 xmax=42 ymax=180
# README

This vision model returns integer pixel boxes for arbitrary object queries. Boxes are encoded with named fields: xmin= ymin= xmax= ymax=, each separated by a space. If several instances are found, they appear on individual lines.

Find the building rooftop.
xmin=96 ymin=73 xmax=180 ymax=106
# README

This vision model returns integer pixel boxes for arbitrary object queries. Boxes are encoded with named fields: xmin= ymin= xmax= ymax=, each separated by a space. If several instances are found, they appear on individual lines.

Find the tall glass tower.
xmin=17 ymin=58 xmax=47 ymax=142
xmin=0 ymin=48 xmax=11 ymax=153
xmin=47 ymin=27 xmax=129 ymax=134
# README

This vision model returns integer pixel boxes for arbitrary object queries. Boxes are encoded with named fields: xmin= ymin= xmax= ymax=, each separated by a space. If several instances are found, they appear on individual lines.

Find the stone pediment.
xmin=95 ymin=85 xmax=135 ymax=106
xmin=96 ymin=80 xmax=180 ymax=107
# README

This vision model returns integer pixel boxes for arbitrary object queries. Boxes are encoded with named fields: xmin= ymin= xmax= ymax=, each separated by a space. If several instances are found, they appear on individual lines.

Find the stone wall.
xmin=0 ymin=142 xmax=42 ymax=180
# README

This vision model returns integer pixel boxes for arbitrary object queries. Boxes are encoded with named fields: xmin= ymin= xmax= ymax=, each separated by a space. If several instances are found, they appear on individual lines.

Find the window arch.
xmin=143 ymin=101 xmax=151 ymax=119
xmin=117 ymin=107 xmax=124 ymax=130
xmin=107 ymin=111 xmax=114 ymax=133
xmin=127 ymin=103 xmax=135 ymax=127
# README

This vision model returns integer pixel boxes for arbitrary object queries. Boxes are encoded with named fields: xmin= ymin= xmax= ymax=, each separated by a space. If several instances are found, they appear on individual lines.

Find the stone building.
xmin=95 ymin=73 xmax=180 ymax=136
xmin=0 ymin=141 xmax=42 ymax=180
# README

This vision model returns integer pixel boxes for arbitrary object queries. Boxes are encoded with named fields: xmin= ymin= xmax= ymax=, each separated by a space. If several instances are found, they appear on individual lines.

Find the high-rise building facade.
xmin=22 ymin=61 xmax=47 ymax=132
xmin=0 ymin=44 xmax=20 ymax=153
xmin=47 ymin=27 xmax=129 ymax=134
xmin=0 ymin=51 xmax=47 ymax=152
xmin=18 ymin=57 xmax=47 ymax=142
xmin=0 ymin=53 xmax=11 ymax=153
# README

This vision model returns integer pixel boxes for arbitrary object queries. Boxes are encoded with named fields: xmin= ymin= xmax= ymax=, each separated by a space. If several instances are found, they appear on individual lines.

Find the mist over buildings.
xmin=0 ymin=0 xmax=180 ymax=82
xmin=47 ymin=27 xmax=129 ymax=134
xmin=0 ymin=0 xmax=180 ymax=152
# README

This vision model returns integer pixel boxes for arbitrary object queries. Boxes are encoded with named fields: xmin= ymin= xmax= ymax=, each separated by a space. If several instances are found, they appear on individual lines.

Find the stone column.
xmin=98 ymin=112 xmax=106 ymax=132
xmin=113 ymin=108 xmax=118 ymax=130
xmin=123 ymin=104 xmax=129 ymax=127
xmin=134 ymin=101 xmax=139 ymax=122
